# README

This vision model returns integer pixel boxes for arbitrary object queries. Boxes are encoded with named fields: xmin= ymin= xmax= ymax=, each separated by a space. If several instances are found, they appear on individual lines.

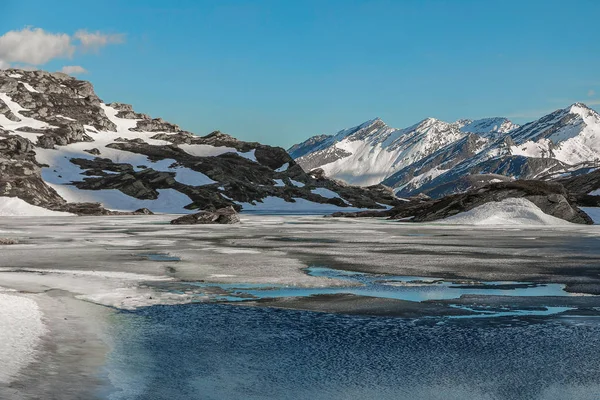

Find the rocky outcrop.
xmin=170 ymin=206 xmax=240 ymax=225
xmin=0 ymin=134 xmax=67 ymax=208
xmin=36 ymin=123 xmax=93 ymax=149
xmin=332 ymin=180 xmax=593 ymax=224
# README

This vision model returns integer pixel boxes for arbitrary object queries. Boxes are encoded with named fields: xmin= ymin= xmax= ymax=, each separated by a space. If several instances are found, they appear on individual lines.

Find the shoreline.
xmin=0 ymin=290 xmax=113 ymax=400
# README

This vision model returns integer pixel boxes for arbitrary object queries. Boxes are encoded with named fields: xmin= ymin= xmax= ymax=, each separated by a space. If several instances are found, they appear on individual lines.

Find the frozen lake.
xmin=0 ymin=215 xmax=599 ymax=399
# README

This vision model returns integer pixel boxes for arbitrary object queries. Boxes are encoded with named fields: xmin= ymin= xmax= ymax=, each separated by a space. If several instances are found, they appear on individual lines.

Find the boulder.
xmin=170 ymin=206 xmax=240 ymax=225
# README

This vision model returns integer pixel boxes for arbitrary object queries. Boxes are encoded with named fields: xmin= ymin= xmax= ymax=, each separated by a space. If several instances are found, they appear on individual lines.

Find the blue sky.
xmin=1 ymin=0 xmax=599 ymax=148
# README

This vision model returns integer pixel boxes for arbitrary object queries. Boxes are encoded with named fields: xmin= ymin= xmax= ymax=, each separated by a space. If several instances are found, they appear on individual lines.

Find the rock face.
xmin=0 ymin=68 xmax=401 ymax=215
xmin=170 ymin=206 xmax=240 ymax=225
xmin=331 ymin=180 xmax=593 ymax=225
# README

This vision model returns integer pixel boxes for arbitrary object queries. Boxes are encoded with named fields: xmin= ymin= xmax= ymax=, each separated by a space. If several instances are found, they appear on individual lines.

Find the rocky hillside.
xmin=291 ymin=104 xmax=600 ymax=199
xmin=330 ymin=179 xmax=595 ymax=225
xmin=0 ymin=69 xmax=400 ymax=215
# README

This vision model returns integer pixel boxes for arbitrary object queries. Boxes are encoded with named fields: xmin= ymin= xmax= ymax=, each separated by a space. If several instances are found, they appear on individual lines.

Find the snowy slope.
xmin=508 ymin=103 xmax=600 ymax=165
xmin=457 ymin=117 xmax=519 ymax=139
xmin=294 ymin=117 xmax=468 ymax=186
xmin=0 ymin=197 xmax=75 ymax=216
xmin=292 ymin=116 xmax=518 ymax=187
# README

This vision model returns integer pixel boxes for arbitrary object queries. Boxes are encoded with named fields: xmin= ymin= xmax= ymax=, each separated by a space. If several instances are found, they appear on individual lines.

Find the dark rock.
xmin=170 ymin=206 xmax=240 ymax=225
xmin=330 ymin=180 xmax=593 ymax=225
xmin=37 ymin=123 xmax=93 ymax=149
xmin=309 ymin=168 xmax=326 ymax=180
xmin=132 ymin=118 xmax=180 ymax=133
xmin=133 ymin=208 xmax=154 ymax=215
xmin=84 ymin=148 xmax=101 ymax=155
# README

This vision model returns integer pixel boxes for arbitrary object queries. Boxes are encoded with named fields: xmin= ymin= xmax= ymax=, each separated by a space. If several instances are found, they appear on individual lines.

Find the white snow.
xmin=179 ymin=144 xmax=258 ymax=162
xmin=290 ymin=179 xmax=305 ymax=187
xmin=580 ymin=207 xmax=600 ymax=224
xmin=301 ymin=117 xmax=467 ymax=186
xmin=275 ymin=162 xmax=289 ymax=172
xmin=0 ymin=293 xmax=45 ymax=384
xmin=173 ymin=167 xmax=216 ymax=186
xmin=238 ymin=196 xmax=369 ymax=214
xmin=441 ymin=198 xmax=572 ymax=226
xmin=49 ymin=186 xmax=195 ymax=214
xmin=99 ymin=103 xmax=140 ymax=132
xmin=273 ymin=179 xmax=285 ymax=187
xmin=55 ymin=114 xmax=76 ymax=121
xmin=0 ymin=197 xmax=74 ymax=217
xmin=311 ymin=187 xmax=341 ymax=199
xmin=19 ymin=82 xmax=39 ymax=93
xmin=589 ymin=189 xmax=600 ymax=196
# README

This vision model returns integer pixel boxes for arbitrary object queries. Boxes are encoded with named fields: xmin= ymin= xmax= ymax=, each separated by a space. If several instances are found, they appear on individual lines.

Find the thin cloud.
xmin=61 ymin=65 xmax=87 ymax=75
xmin=589 ymin=89 xmax=596 ymax=97
xmin=74 ymin=30 xmax=125 ymax=52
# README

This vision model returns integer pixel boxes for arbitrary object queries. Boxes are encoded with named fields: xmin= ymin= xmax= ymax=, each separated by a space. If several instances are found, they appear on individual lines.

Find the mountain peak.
xmin=568 ymin=102 xmax=597 ymax=117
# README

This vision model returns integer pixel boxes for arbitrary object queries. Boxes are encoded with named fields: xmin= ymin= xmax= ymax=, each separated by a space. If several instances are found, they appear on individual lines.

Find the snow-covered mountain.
xmin=292 ymin=115 xmax=519 ymax=187
xmin=0 ymin=69 xmax=399 ymax=215
xmin=457 ymin=117 xmax=519 ymax=139
xmin=387 ymin=103 xmax=600 ymax=197
xmin=291 ymin=104 xmax=600 ymax=198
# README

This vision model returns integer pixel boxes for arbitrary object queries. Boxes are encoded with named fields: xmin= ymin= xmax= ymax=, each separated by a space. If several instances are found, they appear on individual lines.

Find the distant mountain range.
xmin=289 ymin=104 xmax=600 ymax=197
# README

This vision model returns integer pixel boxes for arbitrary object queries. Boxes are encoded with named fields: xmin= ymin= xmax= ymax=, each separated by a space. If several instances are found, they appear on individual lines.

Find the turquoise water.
xmin=182 ymin=266 xmax=575 ymax=317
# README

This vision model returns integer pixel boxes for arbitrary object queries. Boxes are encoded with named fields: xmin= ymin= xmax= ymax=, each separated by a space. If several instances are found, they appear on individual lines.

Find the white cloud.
xmin=74 ymin=30 xmax=125 ymax=52
xmin=588 ymin=89 xmax=596 ymax=97
xmin=0 ymin=27 xmax=74 ymax=65
xmin=60 ymin=65 xmax=87 ymax=75
xmin=0 ymin=27 xmax=125 ymax=71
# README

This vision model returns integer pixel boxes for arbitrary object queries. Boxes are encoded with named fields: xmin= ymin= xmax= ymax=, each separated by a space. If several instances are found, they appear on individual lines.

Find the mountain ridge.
xmin=290 ymin=103 xmax=600 ymax=198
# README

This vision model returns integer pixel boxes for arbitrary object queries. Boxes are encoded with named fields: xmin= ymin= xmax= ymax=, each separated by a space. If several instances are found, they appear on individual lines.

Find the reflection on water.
xmin=182 ymin=266 xmax=578 ymax=317
xmin=104 ymin=303 xmax=600 ymax=400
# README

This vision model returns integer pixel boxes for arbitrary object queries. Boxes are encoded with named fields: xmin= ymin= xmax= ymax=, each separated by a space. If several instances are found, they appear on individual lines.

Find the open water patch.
xmin=177 ymin=266 xmax=585 ymax=318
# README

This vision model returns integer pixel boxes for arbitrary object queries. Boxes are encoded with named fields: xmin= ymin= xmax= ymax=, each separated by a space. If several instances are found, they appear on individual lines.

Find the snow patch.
xmin=48 ymin=186 xmax=195 ymax=214
xmin=19 ymin=82 xmax=39 ymax=93
xmin=311 ymin=187 xmax=341 ymax=199
xmin=441 ymin=198 xmax=571 ymax=226
xmin=179 ymin=144 xmax=258 ymax=162
xmin=174 ymin=168 xmax=217 ymax=186
xmin=0 ymin=197 xmax=74 ymax=217
xmin=238 ymin=196 xmax=368 ymax=214
xmin=0 ymin=293 xmax=45 ymax=384
xmin=275 ymin=162 xmax=289 ymax=172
